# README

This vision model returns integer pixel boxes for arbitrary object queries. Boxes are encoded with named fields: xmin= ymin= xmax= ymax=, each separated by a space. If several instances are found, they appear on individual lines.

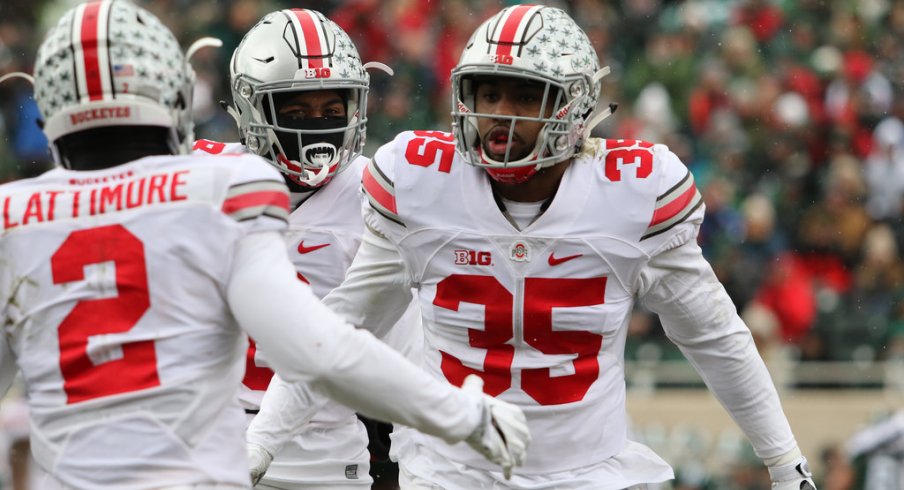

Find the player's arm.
xmin=246 ymin=219 xmax=413 ymax=452
xmin=320 ymin=149 xmax=419 ymax=336
xmin=637 ymin=237 xmax=815 ymax=489
xmin=845 ymin=411 xmax=904 ymax=458
xmin=229 ymin=231 xmax=529 ymax=480
xmin=321 ymin=220 xmax=414 ymax=338
xmin=245 ymin=372 xmax=328 ymax=449
xmin=229 ymin=231 xmax=474 ymax=432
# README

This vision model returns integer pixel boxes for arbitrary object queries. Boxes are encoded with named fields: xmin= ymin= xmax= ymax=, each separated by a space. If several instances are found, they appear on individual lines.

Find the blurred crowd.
xmin=3 ymin=0 xmax=904 ymax=367
xmin=2 ymin=0 xmax=904 ymax=488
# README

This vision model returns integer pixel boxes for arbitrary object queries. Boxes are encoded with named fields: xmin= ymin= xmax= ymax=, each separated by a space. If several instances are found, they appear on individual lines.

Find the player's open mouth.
xmin=486 ymin=127 xmax=519 ymax=156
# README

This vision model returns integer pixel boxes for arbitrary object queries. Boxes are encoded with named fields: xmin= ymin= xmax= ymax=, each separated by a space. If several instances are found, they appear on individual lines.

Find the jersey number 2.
xmin=51 ymin=225 xmax=158 ymax=404
xmin=435 ymin=275 xmax=606 ymax=406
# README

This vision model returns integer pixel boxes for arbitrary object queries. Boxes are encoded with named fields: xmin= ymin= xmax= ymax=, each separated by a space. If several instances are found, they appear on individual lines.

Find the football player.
xmin=193 ymin=8 xmax=418 ymax=489
xmin=0 ymin=2 xmax=529 ymax=489
xmin=247 ymin=4 xmax=817 ymax=490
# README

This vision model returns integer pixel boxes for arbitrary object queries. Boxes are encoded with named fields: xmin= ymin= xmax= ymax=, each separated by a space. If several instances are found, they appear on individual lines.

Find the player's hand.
xmin=247 ymin=442 xmax=273 ymax=487
xmin=768 ymin=456 xmax=817 ymax=490
xmin=462 ymin=374 xmax=530 ymax=479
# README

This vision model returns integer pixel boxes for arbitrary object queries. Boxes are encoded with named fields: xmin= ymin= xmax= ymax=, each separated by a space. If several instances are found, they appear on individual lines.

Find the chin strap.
xmin=223 ymin=103 xmax=242 ymax=128
xmin=296 ymin=157 xmax=332 ymax=186
xmin=582 ymin=66 xmax=618 ymax=139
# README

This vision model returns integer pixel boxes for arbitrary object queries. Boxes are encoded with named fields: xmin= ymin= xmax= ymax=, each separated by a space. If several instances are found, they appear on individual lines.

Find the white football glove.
xmin=768 ymin=456 xmax=817 ymax=490
xmin=462 ymin=374 xmax=531 ymax=479
xmin=247 ymin=442 xmax=273 ymax=487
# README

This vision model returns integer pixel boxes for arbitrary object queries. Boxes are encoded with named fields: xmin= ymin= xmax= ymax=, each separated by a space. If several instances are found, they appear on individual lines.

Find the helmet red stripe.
xmin=292 ymin=9 xmax=324 ymax=68
xmin=79 ymin=1 xmax=104 ymax=101
xmin=495 ymin=5 xmax=536 ymax=57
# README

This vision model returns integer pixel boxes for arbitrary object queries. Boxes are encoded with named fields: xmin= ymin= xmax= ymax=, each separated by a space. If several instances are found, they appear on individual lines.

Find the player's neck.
xmin=57 ymin=126 xmax=174 ymax=171
xmin=490 ymin=160 xmax=570 ymax=203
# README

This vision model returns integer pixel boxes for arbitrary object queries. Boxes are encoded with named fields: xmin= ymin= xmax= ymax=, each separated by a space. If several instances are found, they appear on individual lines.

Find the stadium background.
xmin=1 ymin=0 xmax=903 ymax=488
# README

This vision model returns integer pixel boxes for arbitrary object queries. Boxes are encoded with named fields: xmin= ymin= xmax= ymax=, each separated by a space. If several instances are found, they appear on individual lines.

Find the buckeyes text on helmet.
xmin=228 ymin=9 xmax=371 ymax=188
xmin=33 ymin=0 xmax=195 ymax=160
xmin=451 ymin=5 xmax=611 ymax=183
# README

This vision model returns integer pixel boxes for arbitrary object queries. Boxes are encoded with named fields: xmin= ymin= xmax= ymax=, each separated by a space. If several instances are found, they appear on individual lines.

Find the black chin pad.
xmin=274 ymin=116 xmax=346 ymax=163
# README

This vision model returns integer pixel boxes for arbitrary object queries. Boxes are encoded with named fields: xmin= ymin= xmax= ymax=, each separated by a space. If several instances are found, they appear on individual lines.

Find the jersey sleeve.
xmin=321 ymin=224 xmax=415 ymax=338
xmin=221 ymin=155 xmax=290 ymax=235
xmin=245 ymin=374 xmax=329 ymax=454
xmin=228 ymin=232 xmax=482 ymax=446
xmin=637 ymin=239 xmax=798 ymax=460
xmin=361 ymin=133 xmax=413 ymax=235
xmin=192 ymin=139 xmax=247 ymax=156
xmin=639 ymin=145 xmax=704 ymax=254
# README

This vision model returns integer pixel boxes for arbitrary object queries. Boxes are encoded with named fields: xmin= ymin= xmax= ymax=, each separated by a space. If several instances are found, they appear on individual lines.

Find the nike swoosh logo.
xmin=548 ymin=252 xmax=582 ymax=266
xmin=297 ymin=241 xmax=330 ymax=254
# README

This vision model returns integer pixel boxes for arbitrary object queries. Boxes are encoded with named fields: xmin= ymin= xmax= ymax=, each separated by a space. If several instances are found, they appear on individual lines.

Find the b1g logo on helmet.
xmin=303 ymin=67 xmax=331 ymax=78
xmin=454 ymin=249 xmax=492 ymax=266
xmin=489 ymin=54 xmax=514 ymax=65
xmin=509 ymin=241 xmax=530 ymax=262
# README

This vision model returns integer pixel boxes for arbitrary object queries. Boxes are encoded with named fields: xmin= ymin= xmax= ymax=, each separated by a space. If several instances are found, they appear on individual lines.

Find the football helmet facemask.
xmin=32 ymin=0 xmax=197 ymax=166
xmin=451 ymin=5 xmax=614 ymax=183
xmin=229 ymin=9 xmax=390 ymax=188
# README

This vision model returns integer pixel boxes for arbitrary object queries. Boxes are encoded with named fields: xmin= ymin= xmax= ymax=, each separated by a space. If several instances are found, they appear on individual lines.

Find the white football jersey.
xmin=0 ymin=152 xmax=290 ymax=489
xmin=361 ymin=131 xmax=704 ymax=477
xmin=193 ymin=140 xmax=421 ymax=483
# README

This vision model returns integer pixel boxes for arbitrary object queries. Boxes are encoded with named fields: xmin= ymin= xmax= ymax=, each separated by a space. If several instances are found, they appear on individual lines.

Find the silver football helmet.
xmin=451 ymin=5 xmax=613 ymax=183
xmin=229 ymin=9 xmax=389 ymax=188
xmin=32 ymin=0 xmax=197 ymax=160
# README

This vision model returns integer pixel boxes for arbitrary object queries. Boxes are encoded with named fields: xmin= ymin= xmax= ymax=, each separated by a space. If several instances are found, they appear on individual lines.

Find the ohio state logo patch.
xmin=510 ymin=241 xmax=530 ymax=262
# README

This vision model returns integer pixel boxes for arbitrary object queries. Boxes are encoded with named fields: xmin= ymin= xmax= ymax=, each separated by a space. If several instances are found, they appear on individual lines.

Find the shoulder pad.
xmin=192 ymin=139 xmax=247 ymax=156
xmin=221 ymin=154 xmax=290 ymax=224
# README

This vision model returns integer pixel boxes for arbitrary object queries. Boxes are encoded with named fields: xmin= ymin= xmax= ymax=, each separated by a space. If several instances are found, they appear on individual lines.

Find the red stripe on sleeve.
xmin=362 ymin=165 xmax=398 ymax=214
xmin=495 ymin=5 xmax=534 ymax=57
xmin=292 ymin=9 xmax=323 ymax=68
xmin=222 ymin=190 xmax=290 ymax=216
xmin=649 ymin=184 xmax=697 ymax=226
xmin=80 ymin=2 xmax=103 ymax=101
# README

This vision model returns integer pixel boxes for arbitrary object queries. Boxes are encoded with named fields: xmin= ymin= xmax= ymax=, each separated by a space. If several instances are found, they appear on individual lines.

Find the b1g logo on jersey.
xmin=454 ymin=249 xmax=492 ymax=266
xmin=303 ymin=67 xmax=331 ymax=78
xmin=510 ymin=241 xmax=530 ymax=262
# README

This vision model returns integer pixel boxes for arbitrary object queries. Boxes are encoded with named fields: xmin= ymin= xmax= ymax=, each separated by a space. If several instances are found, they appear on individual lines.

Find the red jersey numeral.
xmin=435 ymin=275 xmax=515 ymax=396
xmin=243 ymin=338 xmax=274 ymax=391
xmin=434 ymin=274 xmax=606 ymax=406
xmin=605 ymin=139 xmax=654 ymax=181
xmin=50 ymin=225 xmax=159 ymax=404
xmin=193 ymin=139 xmax=226 ymax=155
xmin=521 ymin=277 xmax=606 ymax=405
xmin=404 ymin=131 xmax=455 ymax=173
